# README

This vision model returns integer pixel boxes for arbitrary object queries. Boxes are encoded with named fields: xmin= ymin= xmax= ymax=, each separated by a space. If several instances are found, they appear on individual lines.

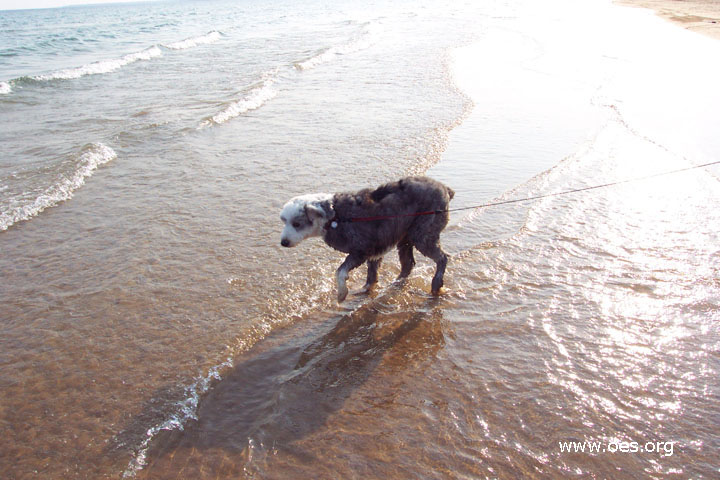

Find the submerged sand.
xmin=617 ymin=0 xmax=720 ymax=40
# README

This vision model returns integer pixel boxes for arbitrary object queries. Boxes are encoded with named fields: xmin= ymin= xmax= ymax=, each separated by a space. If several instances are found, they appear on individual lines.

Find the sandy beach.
xmin=617 ymin=0 xmax=720 ymax=39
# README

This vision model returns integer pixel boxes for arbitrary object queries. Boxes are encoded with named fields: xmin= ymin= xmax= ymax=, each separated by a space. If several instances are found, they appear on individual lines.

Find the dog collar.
xmin=322 ymin=202 xmax=343 ymax=230
xmin=325 ymin=215 xmax=339 ymax=230
xmin=324 ymin=206 xmax=343 ymax=229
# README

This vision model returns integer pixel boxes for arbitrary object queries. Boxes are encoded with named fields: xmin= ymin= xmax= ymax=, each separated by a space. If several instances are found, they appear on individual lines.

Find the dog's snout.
xmin=281 ymin=238 xmax=290 ymax=247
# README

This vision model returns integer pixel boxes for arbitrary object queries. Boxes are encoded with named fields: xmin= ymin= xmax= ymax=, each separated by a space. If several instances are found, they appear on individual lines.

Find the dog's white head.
xmin=280 ymin=193 xmax=333 ymax=248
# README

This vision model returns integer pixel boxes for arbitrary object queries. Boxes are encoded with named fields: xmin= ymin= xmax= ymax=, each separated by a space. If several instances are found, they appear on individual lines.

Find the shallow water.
xmin=1 ymin=0 xmax=719 ymax=478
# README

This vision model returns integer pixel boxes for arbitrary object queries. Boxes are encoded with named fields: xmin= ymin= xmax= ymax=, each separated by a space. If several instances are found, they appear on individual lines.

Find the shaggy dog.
xmin=280 ymin=176 xmax=454 ymax=302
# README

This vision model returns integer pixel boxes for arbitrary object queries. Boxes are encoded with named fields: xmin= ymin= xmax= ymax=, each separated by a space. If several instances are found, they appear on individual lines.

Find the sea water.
xmin=1 ymin=0 xmax=719 ymax=478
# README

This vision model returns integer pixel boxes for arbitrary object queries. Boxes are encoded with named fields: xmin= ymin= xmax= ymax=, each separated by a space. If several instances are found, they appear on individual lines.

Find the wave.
xmin=34 ymin=46 xmax=163 ymax=81
xmin=295 ymin=24 xmax=376 ymax=71
xmin=200 ymin=25 xmax=376 ymax=128
xmin=17 ymin=31 xmax=222 ymax=85
xmin=163 ymin=31 xmax=222 ymax=50
xmin=122 ymin=358 xmax=233 ymax=478
xmin=201 ymin=77 xmax=279 ymax=127
xmin=0 ymin=81 xmax=10 ymax=94
xmin=0 ymin=143 xmax=117 ymax=232
xmin=121 ymin=265 xmax=337 ymax=478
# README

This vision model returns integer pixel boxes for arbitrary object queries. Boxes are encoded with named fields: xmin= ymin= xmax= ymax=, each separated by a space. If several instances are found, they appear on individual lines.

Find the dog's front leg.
xmin=336 ymin=254 xmax=364 ymax=302
xmin=363 ymin=258 xmax=382 ymax=292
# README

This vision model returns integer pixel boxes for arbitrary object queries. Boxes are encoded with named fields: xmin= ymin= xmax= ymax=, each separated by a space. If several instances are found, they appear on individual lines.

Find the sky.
xmin=0 ymin=0 xmax=153 ymax=10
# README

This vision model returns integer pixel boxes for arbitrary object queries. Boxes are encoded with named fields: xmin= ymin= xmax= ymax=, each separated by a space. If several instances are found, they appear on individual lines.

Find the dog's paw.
xmin=431 ymin=276 xmax=444 ymax=295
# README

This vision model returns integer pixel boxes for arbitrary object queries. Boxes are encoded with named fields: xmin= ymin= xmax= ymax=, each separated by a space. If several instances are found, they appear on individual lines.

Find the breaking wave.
xmin=121 ymin=358 xmax=234 ymax=478
xmin=121 ymin=264 xmax=338 ymax=478
xmin=0 ymin=143 xmax=117 ymax=232
xmin=200 ymin=24 xmax=377 ymax=127
xmin=295 ymin=23 xmax=376 ymax=71
xmin=33 ymin=46 xmax=163 ymax=81
xmin=20 ymin=31 xmax=222 ymax=85
xmin=201 ymin=76 xmax=279 ymax=127
xmin=0 ymin=81 xmax=10 ymax=94
xmin=164 ymin=31 xmax=222 ymax=50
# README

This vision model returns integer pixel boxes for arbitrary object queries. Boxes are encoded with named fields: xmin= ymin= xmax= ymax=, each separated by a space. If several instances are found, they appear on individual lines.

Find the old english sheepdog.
xmin=280 ymin=176 xmax=454 ymax=302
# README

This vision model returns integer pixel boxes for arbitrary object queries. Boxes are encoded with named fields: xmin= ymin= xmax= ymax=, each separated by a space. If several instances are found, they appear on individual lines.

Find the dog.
xmin=280 ymin=176 xmax=454 ymax=302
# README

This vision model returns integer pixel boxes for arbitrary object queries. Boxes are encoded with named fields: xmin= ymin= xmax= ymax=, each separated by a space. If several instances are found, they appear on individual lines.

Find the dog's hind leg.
xmin=363 ymin=258 xmax=382 ymax=292
xmin=397 ymin=240 xmax=415 ymax=279
xmin=336 ymin=254 xmax=364 ymax=302
xmin=415 ymin=239 xmax=448 ymax=295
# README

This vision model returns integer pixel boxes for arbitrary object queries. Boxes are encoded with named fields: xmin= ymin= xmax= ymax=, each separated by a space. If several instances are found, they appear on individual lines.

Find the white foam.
xmin=295 ymin=25 xmax=375 ymax=71
xmin=0 ymin=143 xmax=117 ymax=231
xmin=34 ymin=46 xmax=163 ymax=81
xmin=121 ymin=279 xmax=335 ymax=477
xmin=30 ymin=32 xmax=222 ymax=83
xmin=122 ymin=358 xmax=234 ymax=479
xmin=0 ymin=81 xmax=11 ymax=94
xmin=164 ymin=31 xmax=222 ymax=50
xmin=205 ymin=79 xmax=278 ymax=126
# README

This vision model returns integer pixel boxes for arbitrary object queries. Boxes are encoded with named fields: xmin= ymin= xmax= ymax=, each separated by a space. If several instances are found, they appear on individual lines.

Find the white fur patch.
xmin=280 ymin=193 xmax=332 ymax=247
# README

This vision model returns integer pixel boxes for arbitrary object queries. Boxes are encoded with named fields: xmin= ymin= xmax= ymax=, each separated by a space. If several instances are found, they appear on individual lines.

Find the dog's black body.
xmin=281 ymin=176 xmax=454 ymax=301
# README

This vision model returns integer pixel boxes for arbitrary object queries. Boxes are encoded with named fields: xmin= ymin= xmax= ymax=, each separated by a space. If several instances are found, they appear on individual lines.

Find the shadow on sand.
xmin=127 ymin=284 xmax=448 ymax=478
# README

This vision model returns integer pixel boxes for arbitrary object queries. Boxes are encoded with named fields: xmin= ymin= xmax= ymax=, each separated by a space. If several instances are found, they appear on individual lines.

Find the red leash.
xmin=349 ymin=210 xmax=443 ymax=222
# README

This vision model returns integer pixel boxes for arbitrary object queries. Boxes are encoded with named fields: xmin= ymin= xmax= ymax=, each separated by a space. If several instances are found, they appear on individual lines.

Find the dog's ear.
xmin=305 ymin=203 xmax=328 ymax=222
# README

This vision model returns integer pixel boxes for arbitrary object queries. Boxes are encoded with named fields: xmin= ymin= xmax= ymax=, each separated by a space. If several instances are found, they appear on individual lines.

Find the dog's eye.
xmin=292 ymin=221 xmax=301 ymax=229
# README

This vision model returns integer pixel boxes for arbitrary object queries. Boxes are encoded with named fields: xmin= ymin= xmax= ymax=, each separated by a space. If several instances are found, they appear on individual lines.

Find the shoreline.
xmin=616 ymin=0 xmax=720 ymax=40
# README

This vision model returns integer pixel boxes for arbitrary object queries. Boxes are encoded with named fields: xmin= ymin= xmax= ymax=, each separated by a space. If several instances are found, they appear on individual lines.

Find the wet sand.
xmin=617 ymin=0 xmax=720 ymax=39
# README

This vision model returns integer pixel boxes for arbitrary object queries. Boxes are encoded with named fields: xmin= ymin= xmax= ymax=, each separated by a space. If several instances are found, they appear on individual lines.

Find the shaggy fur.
xmin=280 ymin=176 xmax=454 ymax=302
